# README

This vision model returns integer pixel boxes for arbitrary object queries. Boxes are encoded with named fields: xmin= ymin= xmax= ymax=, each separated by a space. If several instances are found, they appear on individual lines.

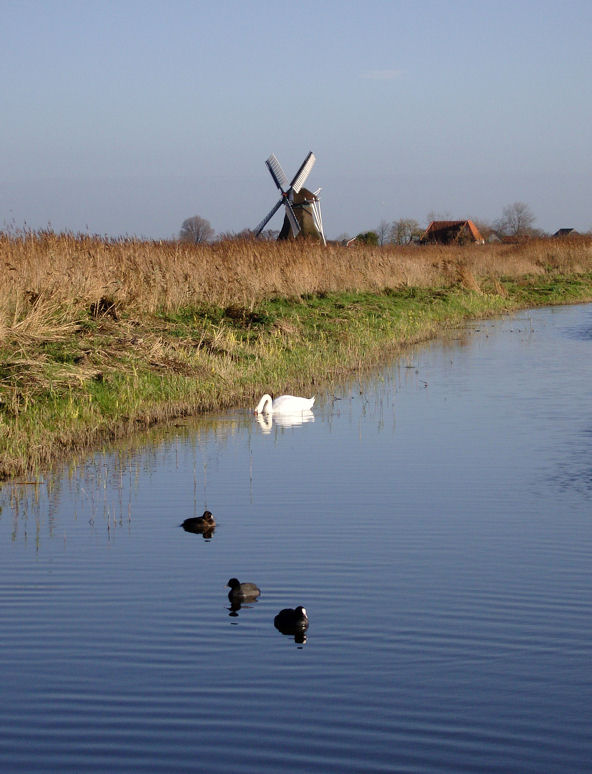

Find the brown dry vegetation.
xmin=1 ymin=231 xmax=592 ymax=479
xmin=2 ymin=231 xmax=592 ymax=321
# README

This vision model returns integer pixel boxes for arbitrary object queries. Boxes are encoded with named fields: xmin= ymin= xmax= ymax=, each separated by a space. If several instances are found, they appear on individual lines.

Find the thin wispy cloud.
xmin=361 ymin=69 xmax=404 ymax=80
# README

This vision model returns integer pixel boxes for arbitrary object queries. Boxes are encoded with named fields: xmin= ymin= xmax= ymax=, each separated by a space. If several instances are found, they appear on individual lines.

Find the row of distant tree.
xmin=179 ymin=202 xmax=586 ymax=245
xmin=366 ymin=202 xmax=542 ymax=246
xmin=179 ymin=215 xmax=279 ymax=244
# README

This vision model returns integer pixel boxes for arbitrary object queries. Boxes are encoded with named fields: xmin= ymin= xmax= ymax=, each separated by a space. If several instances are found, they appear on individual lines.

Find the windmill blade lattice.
xmin=253 ymin=150 xmax=322 ymax=241
xmin=266 ymin=154 xmax=289 ymax=192
xmin=253 ymin=198 xmax=284 ymax=237
xmin=284 ymin=201 xmax=300 ymax=236
xmin=290 ymin=152 xmax=315 ymax=194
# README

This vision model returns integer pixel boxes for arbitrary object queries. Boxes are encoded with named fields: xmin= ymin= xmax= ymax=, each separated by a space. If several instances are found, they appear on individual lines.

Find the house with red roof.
xmin=421 ymin=220 xmax=484 ymax=245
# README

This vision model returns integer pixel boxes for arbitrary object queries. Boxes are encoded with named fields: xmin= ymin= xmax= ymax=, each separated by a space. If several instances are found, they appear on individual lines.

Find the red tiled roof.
xmin=424 ymin=220 xmax=484 ymax=243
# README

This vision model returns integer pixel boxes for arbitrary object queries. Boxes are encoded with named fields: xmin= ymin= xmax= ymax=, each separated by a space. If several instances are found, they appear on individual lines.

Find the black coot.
xmin=226 ymin=578 xmax=261 ymax=603
xmin=274 ymin=606 xmax=309 ymax=635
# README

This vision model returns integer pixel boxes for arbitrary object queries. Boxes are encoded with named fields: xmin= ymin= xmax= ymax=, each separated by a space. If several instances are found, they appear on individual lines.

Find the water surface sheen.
xmin=1 ymin=304 xmax=591 ymax=773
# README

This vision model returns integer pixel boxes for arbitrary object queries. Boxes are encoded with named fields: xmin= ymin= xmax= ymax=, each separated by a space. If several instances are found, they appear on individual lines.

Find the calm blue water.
xmin=1 ymin=303 xmax=591 ymax=773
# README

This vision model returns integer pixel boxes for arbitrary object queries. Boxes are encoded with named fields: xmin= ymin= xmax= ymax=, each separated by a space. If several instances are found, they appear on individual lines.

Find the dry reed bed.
xmin=2 ymin=232 xmax=592 ymax=337
xmin=1 ymin=231 xmax=592 ymax=479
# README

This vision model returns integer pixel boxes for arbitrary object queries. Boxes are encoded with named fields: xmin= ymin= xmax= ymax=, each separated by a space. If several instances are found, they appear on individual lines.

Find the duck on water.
xmin=180 ymin=510 xmax=216 ymax=535
xmin=226 ymin=578 xmax=261 ymax=603
xmin=274 ymin=606 xmax=309 ymax=634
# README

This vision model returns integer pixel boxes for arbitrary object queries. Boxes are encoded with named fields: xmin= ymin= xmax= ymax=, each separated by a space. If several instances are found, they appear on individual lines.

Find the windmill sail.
xmin=254 ymin=198 xmax=283 ymax=236
xmin=253 ymin=151 xmax=324 ymax=242
xmin=266 ymin=154 xmax=289 ymax=191
xmin=284 ymin=201 xmax=300 ymax=237
xmin=290 ymin=152 xmax=315 ymax=194
xmin=310 ymin=191 xmax=326 ymax=245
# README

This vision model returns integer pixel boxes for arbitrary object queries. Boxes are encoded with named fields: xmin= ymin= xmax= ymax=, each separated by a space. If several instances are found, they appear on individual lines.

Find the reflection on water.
xmin=180 ymin=510 xmax=216 ymax=539
xmin=563 ymin=319 xmax=592 ymax=341
xmin=274 ymin=605 xmax=309 ymax=646
xmin=181 ymin=521 xmax=216 ymax=540
xmin=551 ymin=422 xmax=592 ymax=496
xmin=227 ymin=596 xmax=260 ymax=618
xmin=1 ymin=303 xmax=592 ymax=774
xmin=227 ymin=598 xmax=258 ymax=617
xmin=255 ymin=408 xmax=315 ymax=434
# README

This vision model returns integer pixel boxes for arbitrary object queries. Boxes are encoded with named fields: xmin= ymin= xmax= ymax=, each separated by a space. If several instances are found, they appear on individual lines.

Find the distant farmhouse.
xmin=553 ymin=228 xmax=578 ymax=237
xmin=421 ymin=220 xmax=485 ymax=245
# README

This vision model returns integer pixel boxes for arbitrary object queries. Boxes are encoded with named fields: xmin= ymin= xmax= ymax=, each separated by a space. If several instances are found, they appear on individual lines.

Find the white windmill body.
xmin=254 ymin=152 xmax=326 ymax=245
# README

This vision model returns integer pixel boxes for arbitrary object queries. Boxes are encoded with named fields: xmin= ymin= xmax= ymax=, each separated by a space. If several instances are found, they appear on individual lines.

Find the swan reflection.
xmin=255 ymin=409 xmax=315 ymax=434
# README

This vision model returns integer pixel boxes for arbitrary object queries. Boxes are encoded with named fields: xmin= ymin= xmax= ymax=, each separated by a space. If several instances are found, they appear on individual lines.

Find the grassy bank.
xmin=1 ymin=232 xmax=592 ymax=479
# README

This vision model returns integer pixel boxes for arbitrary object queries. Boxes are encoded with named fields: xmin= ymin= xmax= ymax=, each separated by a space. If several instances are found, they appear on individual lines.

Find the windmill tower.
xmin=253 ymin=151 xmax=326 ymax=244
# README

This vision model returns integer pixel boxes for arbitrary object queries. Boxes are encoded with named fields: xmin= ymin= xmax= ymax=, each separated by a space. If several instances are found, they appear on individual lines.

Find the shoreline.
xmin=2 ymin=232 xmax=592 ymax=480
xmin=2 ymin=275 xmax=592 ymax=480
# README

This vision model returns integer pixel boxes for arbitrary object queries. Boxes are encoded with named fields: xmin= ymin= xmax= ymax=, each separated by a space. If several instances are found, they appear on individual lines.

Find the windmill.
xmin=253 ymin=151 xmax=326 ymax=244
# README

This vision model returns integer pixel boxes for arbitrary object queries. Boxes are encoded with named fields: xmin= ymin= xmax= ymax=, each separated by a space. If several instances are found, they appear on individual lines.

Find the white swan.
xmin=254 ymin=393 xmax=315 ymax=415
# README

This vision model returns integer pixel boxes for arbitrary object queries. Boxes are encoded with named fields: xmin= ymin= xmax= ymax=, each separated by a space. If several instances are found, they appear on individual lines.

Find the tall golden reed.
xmin=1 ymin=231 xmax=591 ymax=342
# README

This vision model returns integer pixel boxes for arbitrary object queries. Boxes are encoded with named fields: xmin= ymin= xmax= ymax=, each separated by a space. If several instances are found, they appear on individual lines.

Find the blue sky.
xmin=2 ymin=0 xmax=591 ymax=239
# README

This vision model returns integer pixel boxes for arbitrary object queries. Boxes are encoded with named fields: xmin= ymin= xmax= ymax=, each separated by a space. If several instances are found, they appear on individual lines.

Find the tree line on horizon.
xmin=179 ymin=202 xmax=588 ymax=246
xmin=179 ymin=215 xmax=278 ymax=244
xmin=360 ymin=201 xmax=543 ymax=246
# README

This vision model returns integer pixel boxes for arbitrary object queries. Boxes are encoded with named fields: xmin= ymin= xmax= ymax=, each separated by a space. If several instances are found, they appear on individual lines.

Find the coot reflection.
xmin=226 ymin=578 xmax=261 ymax=616
xmin=274 ymin=606 xmax=309 ymax=643
xmin=180 ymin=510 xmax=216 ymax=539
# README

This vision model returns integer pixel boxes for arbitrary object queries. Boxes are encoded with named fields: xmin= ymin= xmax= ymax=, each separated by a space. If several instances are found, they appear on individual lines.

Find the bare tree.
xmin=258 ymin=228 xmax=280 ymax=241
xmin=179 ymin=215 xmax=215 ymax=243
xmin=426 ymin=210 xmax=451 ymax=225
xmin=376 ymin=220 xmax=391 ymax=246
xmin=390 ymin=218 xmax=422 ymax=245
xmin=494 ymin=202 xmax=536 ymax=237
xmin=216 ymin=229 xmax=256 ymax=242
